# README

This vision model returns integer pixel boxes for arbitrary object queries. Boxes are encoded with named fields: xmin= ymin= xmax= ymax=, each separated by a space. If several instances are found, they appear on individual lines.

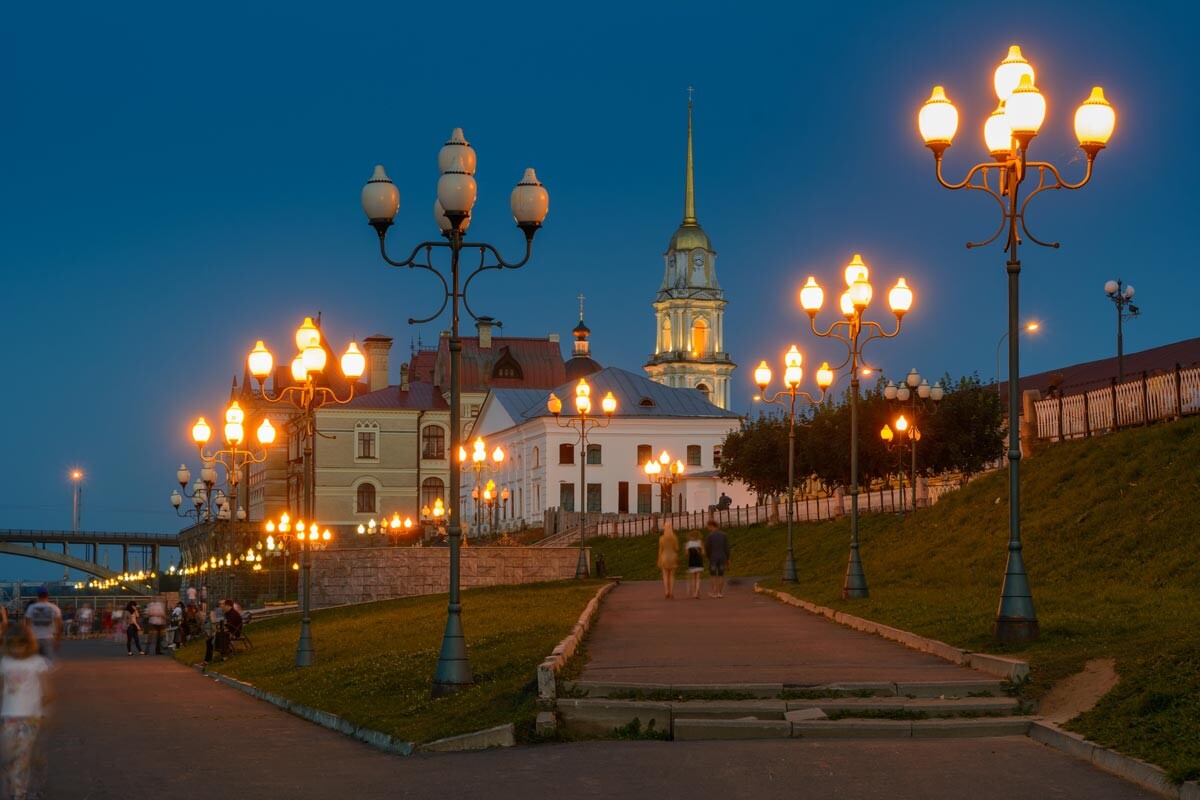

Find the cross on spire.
xmin=578 ymin=293 xmax=586 ymax=321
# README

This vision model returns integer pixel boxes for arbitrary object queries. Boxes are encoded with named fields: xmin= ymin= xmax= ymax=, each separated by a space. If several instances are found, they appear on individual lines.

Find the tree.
xmin=921 ymin=373 xmax=1005 ymax=481
xmin=717 ymin=414 xmax=789 ymax=498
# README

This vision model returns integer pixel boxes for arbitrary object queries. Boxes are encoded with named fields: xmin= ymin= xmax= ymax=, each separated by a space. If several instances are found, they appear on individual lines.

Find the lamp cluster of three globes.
xmin=799 ymin=254 xmax=913 ymax=321
xmin=247 ymin=316 xmax=366 ymax=387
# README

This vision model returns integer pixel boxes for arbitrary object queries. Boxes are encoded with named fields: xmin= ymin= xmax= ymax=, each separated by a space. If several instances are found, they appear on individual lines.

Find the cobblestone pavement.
xmin=581 ymin=578 xmax=996 ymax=685
xmin=39 ymin=639 xmax=1156 ymax=799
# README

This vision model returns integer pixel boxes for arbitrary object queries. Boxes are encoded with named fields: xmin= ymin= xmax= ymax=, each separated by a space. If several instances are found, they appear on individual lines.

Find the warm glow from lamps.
xmin=993 ymin=45 xmax=1034 ymax=101
xmin=849 ymin=278 xmax=872 ymax=310
xmin=659 ymin=451 xmax=670 ymax=465
xmin=799 ymin=277 xmax=824 ymax=315
xmin=256 ymin=418 xmax=276 ymax=445
xmin=880 ymin=424 xmax=893 ymax=443
xmin=547 ymin=392 xmax=563 ymax=415
xmin=1074 ymin=87 xmax=1115 ymax=148
xmin=575 ymin=392 xmax=591 ymax=415
xmin=225 ymin=401 xmax=245 ymax=426
xmin=224 ymin=421 xmax=244 ymax=446
xmin=816 ymin=362 xmax=834 ymax=390
xmin=391 ymin=512 xmax=402 ymax=529
xmin=844 ymin=254 xmax=869 ymax=287
xmin=1005 ymin=74 xmax=1046 ymax=137
xmin=291 ymin=354 xmax=307 ymax=382
xmin=248 ymin=341 xmax=273 ymax=380
xmin=784 ymin=345 xmax=803 ymax=370
xmin=919 ymin=86 xmax=959 ymax=146
xmin=492 ymin=446 xmax=505 ymax=464
xmin=984 ymin=101 xmax=1012 ymax=157
xmin=302 ymin=343 xmax=327 ymax=373
xmin=895 ymin=414 xmax=909 ymax=433
xmin=192 ymin=417 xmax=211 ymax=445
xmin=601 ymin=391 xmax=617 ymax=415
xmin=754 ymin=361 xmax=771 ymax=390
xmin=889 ymin=277 xmax=914 ymax=316
xmin=341 ymin=341 xmax=366 ymax=379
xmin=839 ymin=291 xmax=855 ymax=317
xmin=295 ymin=317 xmax=321 ymax=351
xmin=1026 ymin=321 xmax=1040 ymax=332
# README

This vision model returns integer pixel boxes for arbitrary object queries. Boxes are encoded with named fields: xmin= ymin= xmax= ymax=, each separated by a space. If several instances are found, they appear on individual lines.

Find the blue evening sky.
xmin=2 ymin=1 xmax=1195 ymax=580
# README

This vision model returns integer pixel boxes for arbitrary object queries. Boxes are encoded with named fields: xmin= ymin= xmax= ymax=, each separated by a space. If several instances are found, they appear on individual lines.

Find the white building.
xmin=471 ymin=366 xmax=745 ymax=528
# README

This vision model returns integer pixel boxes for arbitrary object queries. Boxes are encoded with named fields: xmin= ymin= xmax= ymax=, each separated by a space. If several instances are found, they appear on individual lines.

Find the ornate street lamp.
xmin=800 ymin=254 xmax=914 ymax=599
xmin=247 ymin=318 xmax=364 ymax=666
xmin=880 ymin=415 xmax=921 ymax=520
xmin=549 ymin=378 xmax=617 ymax=578
xmin=884 ymin=369 xmax=944 ymax=513
xmin=1104 ymin=280 xmax=1140 ymax=382
xmin=363 ymin=128 xmax=548 ymax=697
xmin=644 ymin=451 xmax=686 ymax=516
xmin=753 ymin=348 xmax=834 ymax=582
xmin=264 ymin=513 xmax=332 ymax=608
xmin=357 ymin=512 xmax=415 ymax=545
xmin=919 ymin=44 xmax=1116 ymax=642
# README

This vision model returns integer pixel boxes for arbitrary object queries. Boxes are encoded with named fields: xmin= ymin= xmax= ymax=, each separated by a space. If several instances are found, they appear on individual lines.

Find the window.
xmin=421 ymin=426 xmax=445 ymax=460
xmin=559 ymin=443 xmax=575 ymax=465
xmin=637 ymin=484 xmax=653 ymax=514
xmin=532 ymin=446 xmax=540 ymax=468
xmin=696 ymin=383 xmax=711 ymax=403
xmin=661 ymin=317 xmax=672 ymax=352
xmin=491 ymin=349 xmax=524 ymax=380
xmin=356 ymin=483 xmax=377 ymax=513
xmin=687 ymin=445 xmax=702 ymax=466
xmin=636 ymin=444 xmax=652 ymax=465
xmin=639 ymin=396 xmax=656 ymax=408
xmin=355 ymin=421 xmax=379 ymax=460
xmin=560 ymin=483 xmax=575 ymax=512
xmin=421 ymin=477 xmax=444 ymax=510
xmin=691 ymin=318 xmax=709 ymax=355
xmin=586 ymin=444 xmax=602 ymax=465
xmin=618 ymin=482 xmax=629 ymax=514
xmin=586 ymin=483 xmax=602 ymax=513
xmin=713 ymin=445 xmax=723 ymax=467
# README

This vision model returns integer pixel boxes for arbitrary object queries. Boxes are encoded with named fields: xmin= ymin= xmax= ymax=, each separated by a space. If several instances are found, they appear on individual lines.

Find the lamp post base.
xmin=574 ymin=547 xmax=590 ymax=579
xmin=842 ymin=549 xmax=869 ymax=599
xmin=431 ymin=604 xmax=474 ymax=697
xmin=294 ymin=619 xmax=315 ymax=667
xmin=994 ymin=616 xmax=1040 ymax=643
xmin=783 ymin=552 xmax=798 ymax=583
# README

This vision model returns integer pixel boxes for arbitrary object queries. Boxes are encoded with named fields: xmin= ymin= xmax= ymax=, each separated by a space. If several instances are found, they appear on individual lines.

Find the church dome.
xmin=564 ymin=355 xmax=602 ymax=381
xmin=668 ymin=222 xmax=710 ymax=252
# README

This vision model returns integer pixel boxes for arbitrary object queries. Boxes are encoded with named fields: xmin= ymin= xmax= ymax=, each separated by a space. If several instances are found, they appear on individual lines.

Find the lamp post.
xmin=549 ymin=378 xmax=617 ymax=578
xmin=644 ymin=451 xmax=686 ymax=517
xmin=753 ymin=348 xmax=834 ymax=582
xmin=363 ymin=128 xmax=549 ymax=697
xmin=996 ymin=322 xmax=1041 ymax=398
xmin=246 ymin=318 xmax=364 ymax=666
xmin=460 ymin=437 xmax=505 ymax=542
xmin=1104 ymin=280 xmax=1139 ymax=382
xmin=421 ymin=498 xmax=447 ymax=542
xmin=190 ymin=404 xmax=272 ymax=604
xmin=358 ymin=513 xmax=415 ymax=545
xmin=919 ymin=44 xmax=1116 ymax=642
xmin=800 ymin=254 xmax=914 ymax=599
xmin=884 ymin=369 xmax=944 ymax=512
xmin=880 ymin=416 xmax=920 ymax=520
xmin=264 ymin=512 xmax=332 ymax=615
xmin=70 ymin=470 xmax=83 ymax=535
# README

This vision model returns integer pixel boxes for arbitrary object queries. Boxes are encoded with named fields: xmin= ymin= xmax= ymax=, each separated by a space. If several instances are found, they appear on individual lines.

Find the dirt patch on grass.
xmin=1039 ymin=658 xmax=1118 ymax=724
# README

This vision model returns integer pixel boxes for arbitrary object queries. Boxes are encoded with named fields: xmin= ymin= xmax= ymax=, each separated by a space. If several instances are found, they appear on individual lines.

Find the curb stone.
xmin=419 ymin=723 xmax=516 ymax=753
xmin=1030 ymin=721 xmax=1197 ymax=799
xmin=539 ymin=579 xmax=619 ymax=702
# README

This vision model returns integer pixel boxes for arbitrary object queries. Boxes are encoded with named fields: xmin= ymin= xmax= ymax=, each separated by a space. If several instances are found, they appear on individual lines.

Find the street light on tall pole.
xmin=919 ymin=44 xmax=1116 ymax=642
xmin=753 ymin=348 xmax=833 ymax=582
xmin=800 ymin=254 xmax=914 ymax=599
xmin=460 ymin=437 xmax=505 ymax=544
xmin=996 ymin=321 xmax=1041 ymax=398
xmin=1104 ymin=280 xmax=1139 ymax=383
xmin=879 ymin=417 xmax=919 ymax=520
xmin=644 ymin=451 xmax=686 ymax=516
xmin=362 ymin=127 xmax=549 ymax=697
xmin=246 ymin=318 xmax=364 ymax=667
xmin=884 ymin=369 xmax=944 ymax=512
xmin=548 ymin=378 xmax=617 ymax=578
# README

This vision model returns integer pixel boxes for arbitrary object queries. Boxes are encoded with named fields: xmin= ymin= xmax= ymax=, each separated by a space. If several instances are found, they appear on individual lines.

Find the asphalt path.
xmin=37 ymin=638 xmax=1156 ymax=799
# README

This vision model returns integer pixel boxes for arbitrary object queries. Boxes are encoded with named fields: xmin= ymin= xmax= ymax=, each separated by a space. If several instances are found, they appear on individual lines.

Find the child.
xmin=684 ymin=531 xmax=705 ymax=598
xmin=1 ymin=626 xmax=51 ymax=800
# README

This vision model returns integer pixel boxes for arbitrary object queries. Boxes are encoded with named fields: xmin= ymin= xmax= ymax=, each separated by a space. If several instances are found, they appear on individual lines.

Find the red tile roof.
xmin=410 ymin=335 xmax=566 ymax=392
xmin=341 ymin=381 xmax=449 ymax=410
xmin=1003 ymin=338 xmax=1200 ymax=402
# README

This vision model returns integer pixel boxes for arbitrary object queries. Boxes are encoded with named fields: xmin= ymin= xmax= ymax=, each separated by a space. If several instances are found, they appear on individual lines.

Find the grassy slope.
xmin=176 ymin=580 xmax=602 ymax=744
xmin=589 ymin=418 xmax=1200 ymax=781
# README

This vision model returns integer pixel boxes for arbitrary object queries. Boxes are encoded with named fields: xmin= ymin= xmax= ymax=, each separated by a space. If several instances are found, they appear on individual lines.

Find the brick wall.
xmin=309 ymin=546 xmax=585 ymax=608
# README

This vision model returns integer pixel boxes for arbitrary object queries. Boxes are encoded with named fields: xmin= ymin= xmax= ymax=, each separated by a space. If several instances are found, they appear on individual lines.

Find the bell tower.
xmin=643 ymin=90 xmax=736 ymax=409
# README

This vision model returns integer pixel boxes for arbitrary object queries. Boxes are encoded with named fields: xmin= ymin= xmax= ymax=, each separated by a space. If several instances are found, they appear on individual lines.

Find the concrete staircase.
xmin=557 ymin=679 xmax=1033 ymax=740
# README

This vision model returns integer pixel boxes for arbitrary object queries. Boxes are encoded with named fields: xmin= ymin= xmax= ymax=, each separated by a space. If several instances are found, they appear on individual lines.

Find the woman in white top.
xmin=684 ymin=531 xmax=705 ymax=598
xmin=1 ymin=626 xmax=51 ymax=800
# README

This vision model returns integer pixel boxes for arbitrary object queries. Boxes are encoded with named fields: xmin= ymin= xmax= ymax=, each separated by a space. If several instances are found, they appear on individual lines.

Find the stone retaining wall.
xmin=310 ymin=546 xmax=585 ymax=608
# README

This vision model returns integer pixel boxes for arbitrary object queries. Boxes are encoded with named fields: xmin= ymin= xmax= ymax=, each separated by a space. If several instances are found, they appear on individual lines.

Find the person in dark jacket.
xmin=203 ymin=599 xmax=243 ymax=664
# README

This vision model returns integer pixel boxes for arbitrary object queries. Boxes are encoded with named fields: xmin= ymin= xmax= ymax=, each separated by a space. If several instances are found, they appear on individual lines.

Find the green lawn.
xmin=589 ymin=418 xmax=1200 ymax=781
xmin=176 ymin=580 xmax=602 ymax=744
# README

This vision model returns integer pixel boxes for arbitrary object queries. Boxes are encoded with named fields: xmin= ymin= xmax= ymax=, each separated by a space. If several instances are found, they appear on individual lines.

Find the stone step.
xmin=786 ymin=696 xmax=1020 ymax=716
xmin=562 ymin=678 xmax=1006 ymax=700
xmin=675 ymin=717 xmax=1032 ymax=741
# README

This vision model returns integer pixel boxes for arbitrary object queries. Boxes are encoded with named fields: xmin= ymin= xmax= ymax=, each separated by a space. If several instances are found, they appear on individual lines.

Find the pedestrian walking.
xmin=657 ymin=521 xmax=679 ymax=599
xmin=124 ymin=602 xmax=145 ymax=656
xmin=77 ymin=604 xmax=94 ymax=637
xmin=23 ymin=590 xmax=62 ymax=660
xmin=704 ymin=520 xmax=730 ymax=598
xmin=145 ymin=599 xmax=167 ymax=655
xmin=684 ymin=531 xmax=705 ymax=599
xmin=1 ymin=626 xmax=51 ymax=800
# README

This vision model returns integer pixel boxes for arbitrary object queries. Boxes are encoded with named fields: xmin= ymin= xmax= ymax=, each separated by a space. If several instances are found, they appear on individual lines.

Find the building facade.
xmin=644 ymin=97 xmax=736 ymax=410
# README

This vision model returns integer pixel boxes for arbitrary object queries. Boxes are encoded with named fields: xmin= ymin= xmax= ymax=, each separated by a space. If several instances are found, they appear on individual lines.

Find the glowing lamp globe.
xmin=994 ymin=45 xmax=1034 ymax=101
xmin=784 ymin=365 xmax=802 ymax=389
xmin=984 ymin=102 xmax=1012 ymax=157
xmin=754 ymin=361 xmax=772 ymax=390
xmin=256 ymin=419 xmax=277 ymax=445
xmin=816 ymin=361 xmax=834 ymax=390
xmin=849 ymin=277 xmax=873 ymax=310
xmin=889 ymin=278 xmax=914 ymax=316
xmin=341 ymin=341 xmax=366 ymax=379
xmin=784 ymin=345 xmax=803 ymax=369
xmin=844 ymin=254 xmax=869 ymax=287
xmin=225 ymin=401 xmax=245 ymax=426
xmin=290 ymin=354 xmax=307 ymax=383
xmin=880 ymin=425 xmax=893 ymax=443
xmin=192 ymin=417 xmax=212 ymax=445
xmin=248 ymin=340 xmax=274 ymax=380
xmin=302 ymin=343 xmax=327 ymax=374
xmin=295 ymin=317 xmax=321 ymax=350
xmin=1005 ymin=74 xmax=1046 ymax=136
xmin=1074 ymin=87 xmax=1115 ymax=149
xmin=839 ymin=291 xmax=855 ymax=318
xmin=546 ymin=392 xmax=563 ymax=415
xmin=799 ymin=277 xmax=824 ymax=315
xmin=601 ymin=391 xmax=617 ymax=415
xmin=919 ymin=86 xmax=959 ymax=146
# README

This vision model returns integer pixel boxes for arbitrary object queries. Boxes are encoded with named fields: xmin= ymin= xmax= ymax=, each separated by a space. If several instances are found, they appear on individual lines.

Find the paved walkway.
xmin=39 ymin=640 xmax=1156 ymax=798
xmin=581 ymin=579 xmax=995 ymax=686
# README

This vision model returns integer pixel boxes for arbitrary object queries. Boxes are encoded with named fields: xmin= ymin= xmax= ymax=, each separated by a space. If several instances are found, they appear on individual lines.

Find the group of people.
xmin=656 ymin=519 xmax=732 ymax=599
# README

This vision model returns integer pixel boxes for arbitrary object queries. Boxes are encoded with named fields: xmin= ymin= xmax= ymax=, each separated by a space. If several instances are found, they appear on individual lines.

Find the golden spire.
xmin=683 ymin=86 xmax=697 ymax=225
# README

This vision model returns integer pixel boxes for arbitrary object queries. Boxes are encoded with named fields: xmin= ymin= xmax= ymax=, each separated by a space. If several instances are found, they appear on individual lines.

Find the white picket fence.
xmin=1033 ymin=365 xmax=1200 ymax=441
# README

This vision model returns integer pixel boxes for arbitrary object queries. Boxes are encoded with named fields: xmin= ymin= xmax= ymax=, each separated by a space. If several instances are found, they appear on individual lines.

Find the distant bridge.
xmin=0 ymin=530 xmax=179 ymax=580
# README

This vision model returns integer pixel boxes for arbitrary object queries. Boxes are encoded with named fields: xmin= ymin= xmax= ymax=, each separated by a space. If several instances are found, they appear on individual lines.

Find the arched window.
xmin=491 ymin=347 xmax=524 ymax=380
xmin=696 ymin=383 xmax=711 ymax=403
xmin=422 ymin=426 xmax=445 ymax=460
xmin=421 ymin=477 xmax=444 ymax=510
xmin=559 ymin=443 xmax=575 ymax=465
xmin=661 ymin=317 xmax=672 ymax=352
xmin=691 ymin=318 xmax=709 ymax=356
xmin=356 ymin=483 xmax=377 ymax=514
xmin=355 ymin=421 xmax=379 ymax=460
xmin=532 ymin=446 xmax=540 ymax=468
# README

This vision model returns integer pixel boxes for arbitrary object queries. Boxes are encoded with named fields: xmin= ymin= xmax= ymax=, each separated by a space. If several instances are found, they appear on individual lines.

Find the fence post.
xmin=1142 ymin=370 xmax=1150 ymax=428
xmin=1057 ymin=391 xmax=1064 ymax=441
xmin=1111 ymin=377 xmax=1118 ymax=432
xmin=1176 ymin=363 xmax=1184 ymax=419
xmin=1083 ymin=390 xmax=1091 ymax=437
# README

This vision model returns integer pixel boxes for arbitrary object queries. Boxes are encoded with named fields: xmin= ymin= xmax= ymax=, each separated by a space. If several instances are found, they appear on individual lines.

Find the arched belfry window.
xmin=696 ymin=383 xmax=711 ymax=403
xmin=661 ymin=317 xmax=672 ymax=353
xmin=691 ymin=318 xmax=710 ymax=356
